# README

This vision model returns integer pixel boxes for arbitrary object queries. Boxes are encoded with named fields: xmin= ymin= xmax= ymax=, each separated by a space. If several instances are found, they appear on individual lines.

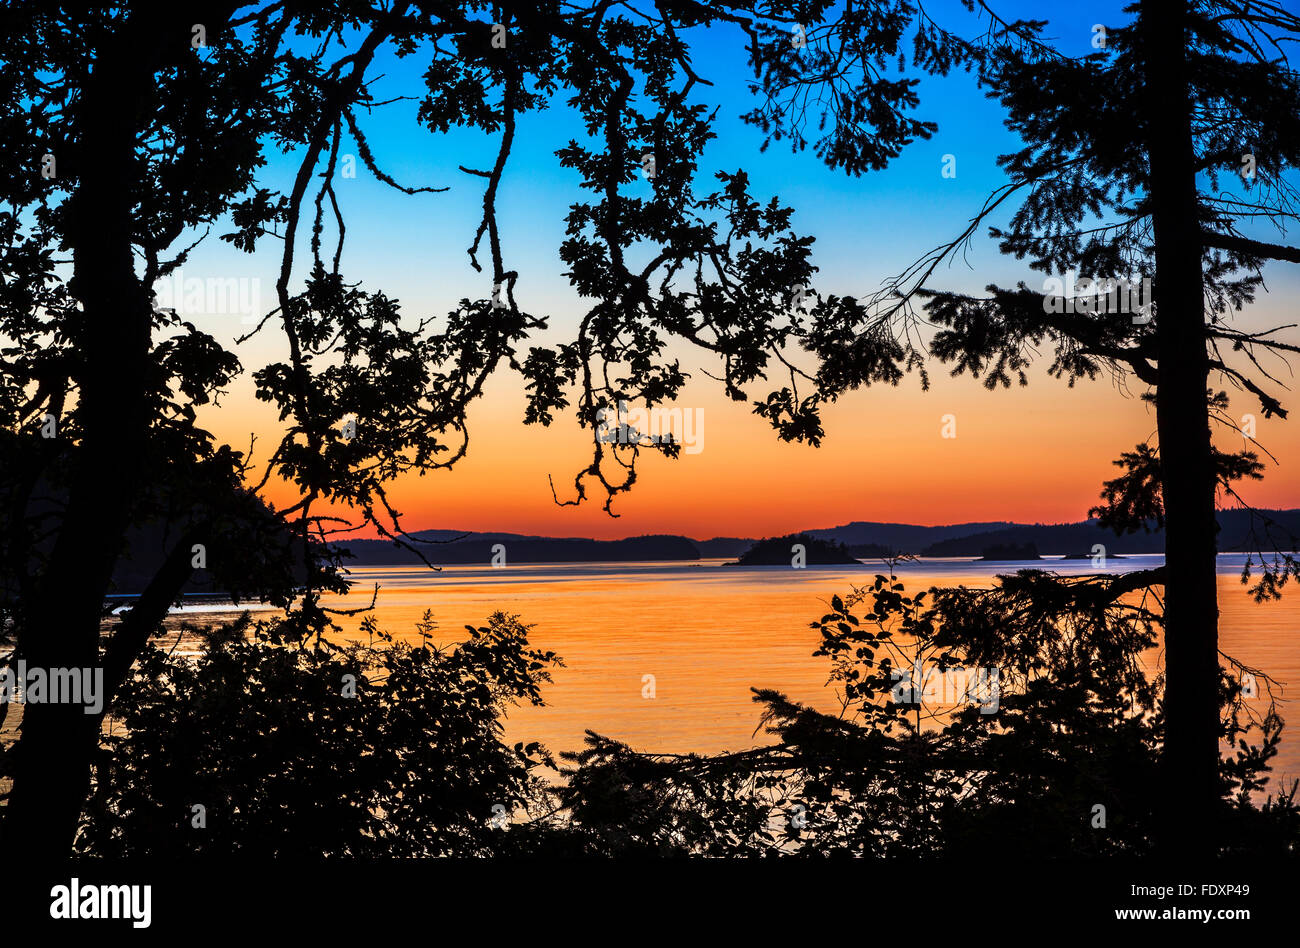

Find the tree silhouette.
xmin=0 ymin=1 xmax=957 ymax=854
xmin=557 ymin=568 xmax=1299 ymax=856
xmin=77 ymin=610 xmax=562 ymax=857
xmin=769 ymin=0 xmax=1300 ymax=852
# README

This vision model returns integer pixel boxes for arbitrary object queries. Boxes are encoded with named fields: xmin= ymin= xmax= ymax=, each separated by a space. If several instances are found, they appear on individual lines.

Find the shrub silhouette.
xmin=555 ymin=570 xmax=1300 ymax=856
xmin=77 ymin=611 xmax=560 ymax=857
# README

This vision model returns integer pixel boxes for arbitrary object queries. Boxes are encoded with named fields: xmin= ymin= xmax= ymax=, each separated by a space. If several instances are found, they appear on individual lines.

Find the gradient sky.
xmin=177 ymin=0 xmax=1300 ymax=540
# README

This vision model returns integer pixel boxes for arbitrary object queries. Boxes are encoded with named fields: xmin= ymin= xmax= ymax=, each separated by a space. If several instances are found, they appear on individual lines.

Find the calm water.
xmin=312 ymin=555 xmax=1299 ymax=792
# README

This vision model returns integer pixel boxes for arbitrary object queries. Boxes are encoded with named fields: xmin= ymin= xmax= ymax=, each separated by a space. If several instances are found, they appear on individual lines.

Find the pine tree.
xmin=795 ymin=0 xmax=1300 ymax=851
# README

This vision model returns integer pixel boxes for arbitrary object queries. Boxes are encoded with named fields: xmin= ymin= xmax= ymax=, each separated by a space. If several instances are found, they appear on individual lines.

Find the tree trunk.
xmin=1 ymin=26 xmax=157 ymax=855
xmin=1141 ymin=0 xmax=1222 ymax=853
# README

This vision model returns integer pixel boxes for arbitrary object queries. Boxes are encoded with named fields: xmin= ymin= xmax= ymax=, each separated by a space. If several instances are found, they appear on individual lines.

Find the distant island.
xmin=88 ymin=509 xmax=1300 ymax=595
xmin=321 ymin=509 xmax=1300 ymax=568
xmin=846 ymin=542 xmax=897 ymax=559
xmin=729 ymin=533 xmax=860 ymax=566
xmin=334 ymin=533 xmax=700 ymax=565
xmin=977 ymin=542 xmax=1041 ymax=561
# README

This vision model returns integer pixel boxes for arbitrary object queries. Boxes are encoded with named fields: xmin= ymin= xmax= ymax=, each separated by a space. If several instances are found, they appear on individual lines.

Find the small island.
xmin=730 ymin=533 xmax=862 ymax=566
xmin=847 ymin=542 xmax=897 ymax=559
xmin=977 ymin=542 xmax=1041 ymax=561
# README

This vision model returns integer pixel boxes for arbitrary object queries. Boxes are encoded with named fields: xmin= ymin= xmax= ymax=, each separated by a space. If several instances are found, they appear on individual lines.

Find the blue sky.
xmin=193 ymin=1 xmax=1152 ymax=346
xmin=162 ymin=0 xmax=1300 ymax=534
xmin=182 ymin=0 xmax=1300 ymax=360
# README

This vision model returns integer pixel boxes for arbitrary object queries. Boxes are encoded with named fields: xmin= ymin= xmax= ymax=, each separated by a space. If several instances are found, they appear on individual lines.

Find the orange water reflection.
xmin=320 ymin=556 xmax=1298 ymax=792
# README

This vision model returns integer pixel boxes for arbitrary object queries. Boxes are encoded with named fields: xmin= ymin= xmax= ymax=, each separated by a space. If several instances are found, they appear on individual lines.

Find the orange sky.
xmin=219 ymin=346 xmax=1299 ymax=541
xmin=177 ymin=17 xmax=1300 ymax=543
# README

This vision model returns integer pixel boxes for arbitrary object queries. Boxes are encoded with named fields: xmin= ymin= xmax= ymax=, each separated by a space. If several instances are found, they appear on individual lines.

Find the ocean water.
xmin=308 ymin=554 xmax=1299 ymax=794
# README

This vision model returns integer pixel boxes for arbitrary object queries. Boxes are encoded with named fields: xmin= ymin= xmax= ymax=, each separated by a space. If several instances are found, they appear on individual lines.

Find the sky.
xmin=175 ymin=0 xmax=1300 ymax=540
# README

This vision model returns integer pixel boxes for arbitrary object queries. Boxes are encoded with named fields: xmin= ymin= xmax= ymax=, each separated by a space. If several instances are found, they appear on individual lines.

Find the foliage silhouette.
xmin=755 ymin=0 xmax=1300 ymax=851
xmin=555 ymin=570 xmax=1299 ymax=856
xmin=78 ymin=610 xmax=560 ymax=857
xmin=1 ymin=0 xmax=1298 ymax=864
xmin=0 ymin=0 xmax=959 ymax=852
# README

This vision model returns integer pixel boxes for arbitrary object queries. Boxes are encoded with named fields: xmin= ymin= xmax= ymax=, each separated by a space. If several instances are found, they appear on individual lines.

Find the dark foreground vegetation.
xmin=732 ymin=533 xmax=862 ymax=565
xmin=74 ymin=565 xmax=1298 ymax=857
xmin=5 ymin=0 xmax=1300 ymax=861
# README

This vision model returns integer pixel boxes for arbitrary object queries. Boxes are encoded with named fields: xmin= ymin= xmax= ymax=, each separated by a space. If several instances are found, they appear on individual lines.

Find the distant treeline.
xmin=336 ymin=533 xmax=703 ymax=565
xmin=917 ymin=509 xmax=1300 ymax=557
xmin=92 ymin=511 xmax=1300 ymax=596
xmin=56 ymin=510 xmax=1282 ymax=589
xmin=325 ymin=510 xmax=1300 ymax=568
xmin=733 ymin=534 xmax=861 ymax=565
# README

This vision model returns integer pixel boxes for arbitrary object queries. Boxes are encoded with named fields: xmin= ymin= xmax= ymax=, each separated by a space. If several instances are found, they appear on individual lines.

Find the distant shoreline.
xmin=332 ymin=509 xmax=1300 ymax=567
xmin=101 ymin=551 xmax=1298 ymax=603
